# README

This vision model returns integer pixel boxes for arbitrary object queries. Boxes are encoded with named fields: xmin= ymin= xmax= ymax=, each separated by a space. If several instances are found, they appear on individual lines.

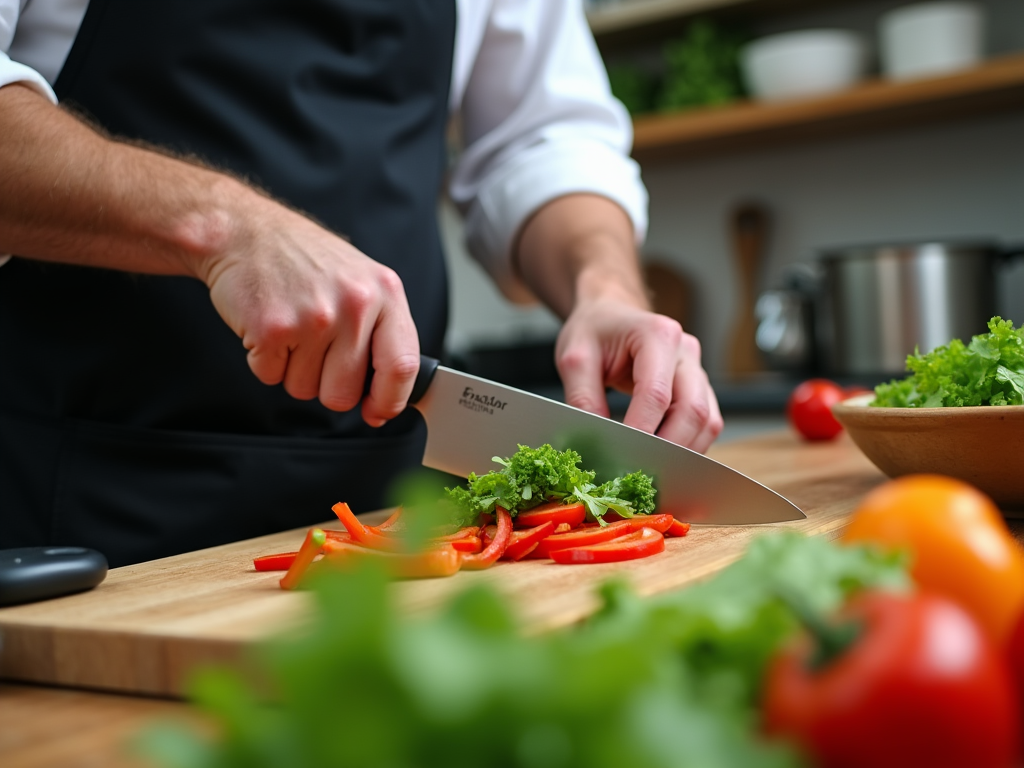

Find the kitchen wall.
xmin=441 ymin=0 xmax=1024 ymax=379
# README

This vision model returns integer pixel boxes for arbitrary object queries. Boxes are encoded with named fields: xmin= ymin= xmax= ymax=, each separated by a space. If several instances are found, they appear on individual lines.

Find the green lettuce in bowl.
xmin=872 ymin=317 xmax=1024 ymax=408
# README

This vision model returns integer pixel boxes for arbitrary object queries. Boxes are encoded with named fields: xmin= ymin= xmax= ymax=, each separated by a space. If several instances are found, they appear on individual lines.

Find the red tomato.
xmin=549 ymin=527 xmax=665 ymax=564
xmin=763 ymin=591 xmax=1021 ymax=768
xmin=786 ymin=379 xmax=845 ymax=441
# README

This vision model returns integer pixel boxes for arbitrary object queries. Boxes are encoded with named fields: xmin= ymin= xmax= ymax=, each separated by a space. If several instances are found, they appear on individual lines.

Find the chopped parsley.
xmin=445 ymin=444 xmax=656 ymax=524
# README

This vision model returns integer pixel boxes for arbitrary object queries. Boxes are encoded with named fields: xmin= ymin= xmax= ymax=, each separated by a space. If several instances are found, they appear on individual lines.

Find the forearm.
xmin=0 ymin=83 xmax=254 ymax=278
xmin=513 ymin=193 xmax=649 ymax=318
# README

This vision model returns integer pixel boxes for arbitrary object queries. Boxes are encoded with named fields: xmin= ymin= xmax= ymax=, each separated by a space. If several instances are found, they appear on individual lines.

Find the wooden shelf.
xmin=587 ymin=0 xmax=742 ymax=36
xmin=630 ymin=53 xmax=1024 ymax=163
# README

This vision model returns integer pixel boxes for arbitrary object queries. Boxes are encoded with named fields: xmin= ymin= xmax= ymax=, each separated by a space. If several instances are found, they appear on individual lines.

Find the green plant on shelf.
xmin=607 ymin=19 xmax=748 ymax=116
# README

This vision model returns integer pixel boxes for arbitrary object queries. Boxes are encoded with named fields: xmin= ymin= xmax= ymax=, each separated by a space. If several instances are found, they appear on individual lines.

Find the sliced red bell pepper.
xmin=448 ymin=536 xmax=483 ymax=554
xmin=527 ymin=521 xmax=633 ymax=559
xmin=527 ymin=515 xmax=672 ymax=559
xmin=321 ymin=539 xmax=462 ymax=578
xmin=665 ymin=519 xmax=691 ymax=537
xmin=279 ymin=527 xmax=327 ymax=589
xmin=514 ymin=501 xmax=585 ymax=529
xmin=550 ymin=526 xmax=665 ymax=565
xmin=432 ymin=526 xmax=481 ymax=542
xmin=375 ymin=506 xmax=404 ymax=532
xmin=461 ymin=506 xmax=513 ymax=570
xmin=501 ymin=521 xmax=556 ymax=561
xmin=254 ymin=551 xmax=299 ymax=571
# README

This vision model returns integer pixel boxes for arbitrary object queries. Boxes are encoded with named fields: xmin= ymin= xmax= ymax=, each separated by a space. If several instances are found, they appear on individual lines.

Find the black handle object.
xmin=0 ymin=547 xmax=108 ymax=607
xmin=362 ymin=354 xmax=440 ymax=406
xmin=410 ymin=355 xmax=440 ymax=404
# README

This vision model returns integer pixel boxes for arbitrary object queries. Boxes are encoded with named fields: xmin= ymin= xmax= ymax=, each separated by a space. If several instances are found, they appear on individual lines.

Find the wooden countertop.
xmin=0 ymin=430 xmax=892 ymax=767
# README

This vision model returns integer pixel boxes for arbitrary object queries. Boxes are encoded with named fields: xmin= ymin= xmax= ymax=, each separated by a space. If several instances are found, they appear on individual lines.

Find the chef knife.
xmin=403 ymin=356 xmax=804 ymax=525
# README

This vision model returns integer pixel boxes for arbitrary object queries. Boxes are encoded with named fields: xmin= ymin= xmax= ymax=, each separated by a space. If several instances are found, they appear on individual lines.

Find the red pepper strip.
xmin=375 ymin=506 xmax=404 ymax=532
xmin=332 ymin=502 xmax=373 ymax=541
xmin=254 ymin=551 xmax=299 ymax=571
xmin=550 ymin=526 xmax=665 ymax=565
xmin=433 ymin=526 xmax=481 ymax=542
xmin=322 ymin=540 xmax=462 ymax=578
xmin=279 ymin=528 xmax=327 ymax=589
xmin=461 ymin=506 xmax=513 ymax=570
xmin=514 ymin=501 xmax=585 ymax=529
xmin=665 ymin=519 xmax=691 ymax=538
xmin=448 ymin=536 xmax=483 ymax=554
xmin=502 ymin=521 xmax=556 ymax=561
xmin=526 ymin=521 xmax=633 ymax=559
xmin=526 ymin=515 xmax=671 ymax=559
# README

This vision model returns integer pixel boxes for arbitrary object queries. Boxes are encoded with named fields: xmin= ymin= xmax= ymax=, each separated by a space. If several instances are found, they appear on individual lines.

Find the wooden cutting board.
xmin=0 ymin=432 xmax=886 ymax=697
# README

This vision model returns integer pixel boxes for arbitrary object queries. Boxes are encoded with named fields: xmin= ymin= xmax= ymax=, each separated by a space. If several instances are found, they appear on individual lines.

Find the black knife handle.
xmin=410 ymin=355 xmax=440 ymax=404
xmin=0 ymin=547 xmax=108 ymax=607
xmin=362 ymin=354 xmax=439 ymax=406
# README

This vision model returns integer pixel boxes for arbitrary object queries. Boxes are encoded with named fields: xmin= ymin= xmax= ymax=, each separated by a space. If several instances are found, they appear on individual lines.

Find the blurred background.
xmin=440 ymin=0 xmax=1024 ymax=440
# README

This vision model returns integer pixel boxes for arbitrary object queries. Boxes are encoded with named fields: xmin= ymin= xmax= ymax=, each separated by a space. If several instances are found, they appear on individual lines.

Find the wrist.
xmin=569 ymin=235 xmax=650 ymax=313
xmin=168 ymin=174 xmax=256 ymax=283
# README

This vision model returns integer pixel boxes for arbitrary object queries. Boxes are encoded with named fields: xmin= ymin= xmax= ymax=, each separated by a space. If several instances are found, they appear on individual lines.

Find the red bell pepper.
xmin=514 ymin=501 xmax=585 ymax=529
xmin=461 ymin=506 xmax=513 ymax=570
xmin=528 ymin=515 xmax=672 ymax=559
xmin=321 ymin=539 xmax=462 ymax=578
xmin=549 ymin=527 xmax=665 ymax=565
xmin=500 ymin=521 xmax=556 ymax=561
xmin=253 ymin=551 xmax=299 ymax=571
xmin=664 ymin=519 xmax=691 ymax=537
xmin=279 ymin=527 xmax=327 ymax=590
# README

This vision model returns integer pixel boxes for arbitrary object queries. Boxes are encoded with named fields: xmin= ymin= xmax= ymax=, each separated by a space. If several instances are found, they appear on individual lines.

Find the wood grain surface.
xmin=0 ymin=683 xmax=199 ymax=768
xmin=0 ymin=432 xmax=886 ymax=698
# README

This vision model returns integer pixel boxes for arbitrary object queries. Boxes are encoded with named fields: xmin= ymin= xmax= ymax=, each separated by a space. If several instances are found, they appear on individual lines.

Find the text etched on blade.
xmin=459 ymin=387 xmax=508 ymax=415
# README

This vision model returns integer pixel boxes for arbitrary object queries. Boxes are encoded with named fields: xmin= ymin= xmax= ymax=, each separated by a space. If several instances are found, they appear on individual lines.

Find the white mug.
xmin=879 ymin=1 xmax=986 ymax=80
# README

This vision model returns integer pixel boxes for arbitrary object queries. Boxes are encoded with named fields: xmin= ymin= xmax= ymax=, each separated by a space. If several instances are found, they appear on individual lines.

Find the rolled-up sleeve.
xmin=0 ymin=0 xmax=57 ymax=101
xmin=449 ymin=0 xmax=648 ymax=299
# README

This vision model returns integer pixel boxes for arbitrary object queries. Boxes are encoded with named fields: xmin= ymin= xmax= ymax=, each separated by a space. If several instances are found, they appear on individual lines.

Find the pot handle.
xmin=998 ymin=244 xmax=1024 ymax=262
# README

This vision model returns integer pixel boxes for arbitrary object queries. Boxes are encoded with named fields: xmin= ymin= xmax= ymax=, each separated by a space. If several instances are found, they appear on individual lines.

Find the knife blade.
xmin=406 ymin=356 xmax=804 ymax=525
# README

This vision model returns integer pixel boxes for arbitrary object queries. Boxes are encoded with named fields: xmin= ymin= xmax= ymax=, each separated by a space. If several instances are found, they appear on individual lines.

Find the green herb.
xmin=443 ymin=444 xmax=655 ymax=524
xmin=657 ymin=19 xmax=746 ymax=112
xmin=872 ymin=316 xmax=1024 ymax=407
xmin=136 ymin=533 xmax=907 ymax=768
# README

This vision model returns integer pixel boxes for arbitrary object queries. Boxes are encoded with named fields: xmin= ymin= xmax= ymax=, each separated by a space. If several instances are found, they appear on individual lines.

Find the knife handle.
xmin=362 ymin=354 xmax=439 ymax=406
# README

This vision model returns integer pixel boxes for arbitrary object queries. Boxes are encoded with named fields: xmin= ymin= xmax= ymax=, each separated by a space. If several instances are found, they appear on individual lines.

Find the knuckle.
xmin=642 ymin=380 xmax=673 ymax=412
xmin=378 ymin=267 xmax=405 ymax=296
xmin=343 ymin=284 xmax=375 ymax=317
xmin=387 ymin=353 xmax=421 ymax=382
xmin=650 ymin=314 xmax=684 ymax=343
xmin=688 ymin=396 xmax=712 ymax=427
xmin=555 ymin=347 xmax=588 ymax=377
xmin=320 ymin=391 xmax=359 ymax=413
xmin=680 ymin=332 xmax=702 ymax=359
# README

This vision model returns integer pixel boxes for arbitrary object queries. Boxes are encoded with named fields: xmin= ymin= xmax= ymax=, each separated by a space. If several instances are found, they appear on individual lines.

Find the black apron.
xmin=0 ymin=0 xmax=455 ymax=566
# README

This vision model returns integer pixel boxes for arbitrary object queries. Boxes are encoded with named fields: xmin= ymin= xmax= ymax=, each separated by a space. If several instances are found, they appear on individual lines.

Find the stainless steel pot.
xmin=817 ymin=240 xmax=1022 ymax=377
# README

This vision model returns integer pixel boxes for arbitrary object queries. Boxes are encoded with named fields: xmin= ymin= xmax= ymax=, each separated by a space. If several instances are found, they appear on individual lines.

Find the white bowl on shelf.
xmin=741 ymin=29 xmax=867 ymax=102
xmin=879 ymin=1 xmax=986 ymax=81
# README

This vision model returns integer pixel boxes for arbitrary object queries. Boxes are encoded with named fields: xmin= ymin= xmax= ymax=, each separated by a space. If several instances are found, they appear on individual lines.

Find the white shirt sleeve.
xmin=0 ymin=0 xmax=57 ymax=101
xmin=449 ymin=0 xmax=648 ymax=298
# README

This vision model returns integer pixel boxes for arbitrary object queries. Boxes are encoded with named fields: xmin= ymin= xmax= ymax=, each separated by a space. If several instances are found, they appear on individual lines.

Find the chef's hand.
xmin=0 ymin=84 xmax=419 ymax=428
xmin=514 ymin=193 xmax=722 ymax=453
xmin=191 ymin=193 xmax=421 ymax=428
xmin=555 ymin=297 xmax=723 ymax=453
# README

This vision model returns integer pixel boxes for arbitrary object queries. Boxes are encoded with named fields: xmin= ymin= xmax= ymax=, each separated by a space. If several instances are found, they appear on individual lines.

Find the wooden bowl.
xmin=831 ymin=394 xmax=1024 ymax=510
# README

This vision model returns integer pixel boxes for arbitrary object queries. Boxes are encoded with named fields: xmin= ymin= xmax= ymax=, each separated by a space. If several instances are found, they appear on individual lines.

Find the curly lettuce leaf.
xmin=872 ymin=316 xmax=1024 ymax=407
